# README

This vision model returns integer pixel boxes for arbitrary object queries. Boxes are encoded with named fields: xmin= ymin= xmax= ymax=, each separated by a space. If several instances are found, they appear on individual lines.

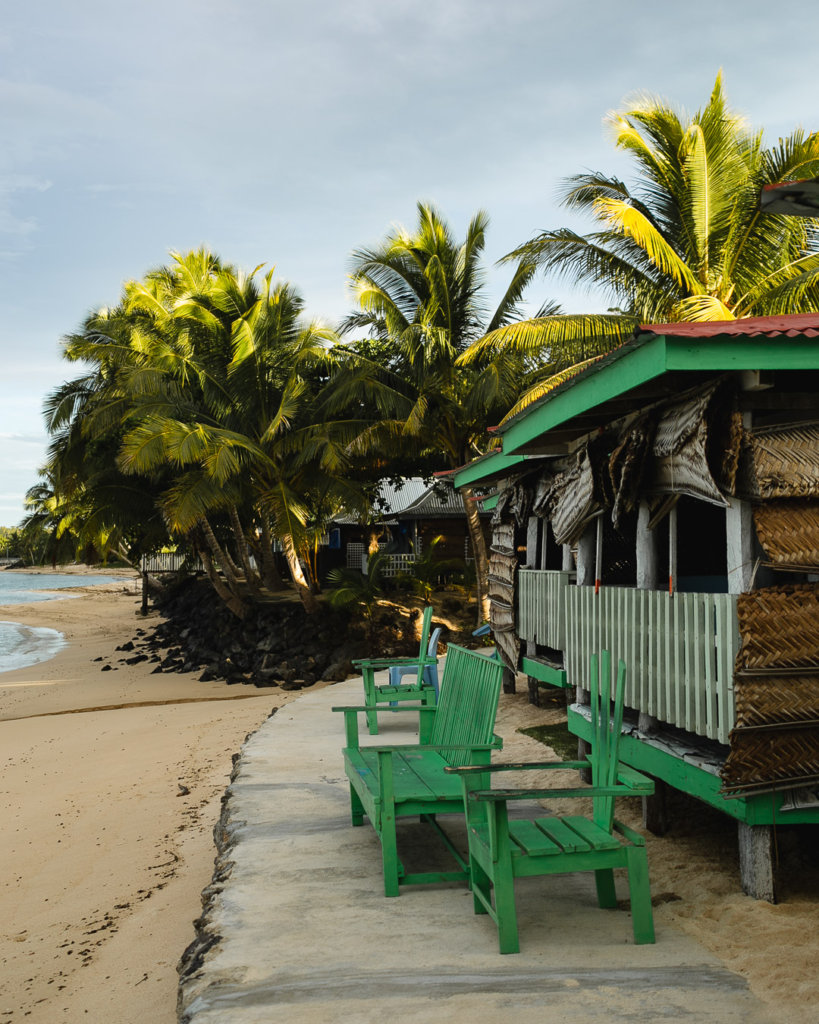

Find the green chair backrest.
xmin=430 ymin=644 xmax=504 ymax=767
xmin=589 ymin=651 xmax=627 ymax=832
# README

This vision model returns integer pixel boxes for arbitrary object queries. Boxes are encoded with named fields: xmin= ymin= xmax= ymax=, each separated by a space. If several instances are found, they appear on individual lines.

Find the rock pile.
xmin=112 ymin=578 xmax=424 ymax=690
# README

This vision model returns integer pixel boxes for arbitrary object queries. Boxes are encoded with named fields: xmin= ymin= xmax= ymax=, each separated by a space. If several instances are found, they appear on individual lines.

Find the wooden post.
xmin=525 ymin=516 xmax=541 ymax=705
xmin=726 ymin=497 xmax=754 ymax=595
xmin=636 ymin=501 xmax=660 ymax=591
xmin=576 ymin=524 xmax=595 ymax=587
xmin=668 ymin=503 xmax=678 ymax=595
xmin=636 ymin=500 xmax=666 ymax=829
xmin=539 ymin=518 xmax=549 ymax=571
xmin=575 ymin=522 xmax=596 ymax=777
xmin=738 ymin=822 xmax=777 ymax=902
xmin=728 ymin=485 xmax=769 ymax=896
xmin=525 ymin=516 xmax=539 ymax=568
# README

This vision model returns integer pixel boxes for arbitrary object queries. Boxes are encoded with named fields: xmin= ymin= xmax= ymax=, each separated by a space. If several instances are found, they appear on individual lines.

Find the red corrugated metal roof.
xmin=640 ymin=312 xmax=819 ymax=339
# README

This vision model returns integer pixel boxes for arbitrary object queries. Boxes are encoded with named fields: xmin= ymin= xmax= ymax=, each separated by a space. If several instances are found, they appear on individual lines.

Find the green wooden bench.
xmin=334 ymin=644 xmax=504 ymax=897
xmin=448 ymin=652 xmax=656 ymax=953
xmin=354 ymin=604 xmax=439 ymax=735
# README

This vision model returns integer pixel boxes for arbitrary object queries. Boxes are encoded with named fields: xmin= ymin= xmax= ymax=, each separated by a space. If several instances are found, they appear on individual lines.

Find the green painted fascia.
xmin=568 ymin=708 xmax=819 ymax=825
xmin=453 ymin=450 xmax=529 ymax=489
xmin=665 ymin=334 xmax=819 ymax=371
xmin=502 ymin=335 xmax=670 ymax=455
xmin=502 ymin=332 xmax=819 ymax=456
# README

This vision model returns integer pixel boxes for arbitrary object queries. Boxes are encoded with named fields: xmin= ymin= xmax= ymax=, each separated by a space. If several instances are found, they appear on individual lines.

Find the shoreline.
xmin=0 ymin=574 xmax=312 ymax=1024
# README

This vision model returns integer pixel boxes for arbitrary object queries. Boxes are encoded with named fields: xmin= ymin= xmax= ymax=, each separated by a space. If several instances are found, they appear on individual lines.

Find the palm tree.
xmin=51 ymin=249 xmax=357 ymax=615
xmin=461 ymin=73 xmax=819 ymax=414
xmin=116 ymin=255 xmax=357 ymax=614
xmin=335 ymin=202 xmax=538 ymax=620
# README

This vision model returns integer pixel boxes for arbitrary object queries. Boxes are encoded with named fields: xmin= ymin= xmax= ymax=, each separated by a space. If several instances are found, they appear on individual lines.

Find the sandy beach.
xmin=0 ymin=570 xmax=304 ymax=1024
xmin=2 ymin=569 xmax=818 ymax=1024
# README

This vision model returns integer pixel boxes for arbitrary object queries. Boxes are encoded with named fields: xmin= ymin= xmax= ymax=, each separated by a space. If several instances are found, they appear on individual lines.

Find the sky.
xmin=1 ymin=0 xmax=818 ymax=526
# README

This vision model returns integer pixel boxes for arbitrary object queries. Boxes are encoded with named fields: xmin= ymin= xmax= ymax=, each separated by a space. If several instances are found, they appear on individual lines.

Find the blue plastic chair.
xmin=473 ymin=622 xmax=501 ymax=661
xmin=388 ymin=627 xmax=442 ymax=699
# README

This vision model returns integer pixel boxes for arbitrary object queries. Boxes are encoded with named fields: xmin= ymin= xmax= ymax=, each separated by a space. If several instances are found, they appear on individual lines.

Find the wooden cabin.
xmin=329 ymin=477 xmax=489 ymax=577
xmin=454 ymin=314 xmax=819 ymax=901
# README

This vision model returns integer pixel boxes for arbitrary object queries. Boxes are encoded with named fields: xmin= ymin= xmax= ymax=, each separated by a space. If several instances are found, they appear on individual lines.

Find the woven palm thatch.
xmin=721 ymin=728 xmax=819 ymax=792
xmin=734 ymin=672 xmax=819 ymax=727
xmin=741 ymin=424 xmax=819 ymax=499
xmin=736 ymin=584 xmax=819 ymax=670
xmin=753 ymin=501 xmax=819 ymax=568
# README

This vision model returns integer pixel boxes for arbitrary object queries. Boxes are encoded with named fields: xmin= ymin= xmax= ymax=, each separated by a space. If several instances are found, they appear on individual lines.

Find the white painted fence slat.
xmin=523 ymin=572 xmax=738 ymax=742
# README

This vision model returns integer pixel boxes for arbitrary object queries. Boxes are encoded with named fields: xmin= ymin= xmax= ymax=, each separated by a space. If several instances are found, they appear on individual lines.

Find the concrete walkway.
xmin=177 ymin=673 xmax=774 ymax=1024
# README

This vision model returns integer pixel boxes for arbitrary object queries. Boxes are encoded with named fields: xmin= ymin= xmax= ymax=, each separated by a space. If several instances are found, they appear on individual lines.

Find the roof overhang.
xmin=452 ymin=450 xmax=540 ymax=490
xmin=499 ymin=329 xmax=819 ymax=457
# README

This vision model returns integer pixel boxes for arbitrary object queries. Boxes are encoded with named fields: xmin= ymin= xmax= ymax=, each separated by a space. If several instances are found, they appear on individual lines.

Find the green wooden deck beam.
xmin=522 ymin=656 xmax=568 ymax=688
xmin=568 ymin=708 xmax=819 ymax=826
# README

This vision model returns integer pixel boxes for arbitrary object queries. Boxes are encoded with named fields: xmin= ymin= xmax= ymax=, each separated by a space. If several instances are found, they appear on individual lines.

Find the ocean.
xmin=0 ymin=571 xmax=125 ymax=674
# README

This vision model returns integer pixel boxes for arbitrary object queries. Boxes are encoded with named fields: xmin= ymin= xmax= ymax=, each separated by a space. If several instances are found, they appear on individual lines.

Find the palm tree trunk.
xmin=280 ymin=531 xmax=319 ymax=613
xmin=461 ymin=486 xmax=490 ymax=624
xmin=198 ymin=543 xmax=247 ymax=619
xmin=229 ymin=504 xmax=261 ymax=597
xmin=257 ymin=518 xmax=286 ymax=591
xmin=200 ymin=516 xmax=242 ymax=590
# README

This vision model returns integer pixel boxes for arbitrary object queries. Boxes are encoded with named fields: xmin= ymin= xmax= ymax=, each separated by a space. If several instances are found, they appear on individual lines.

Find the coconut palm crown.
xmin=461 ymin=73 xmax=819 ymax=415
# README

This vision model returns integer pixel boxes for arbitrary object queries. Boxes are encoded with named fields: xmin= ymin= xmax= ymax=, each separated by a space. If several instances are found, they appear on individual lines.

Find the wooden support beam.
xmin=642 ymin=776 xmax=669 ymax=835
xmin=526 ymin=516 xmax=539 ymax=568
xmin=726 ymin=496 xmax=754 ymax=595
xmin=738 ymin=822 xmax=777 ymax=903
xmin=636 ymin=501 xmax=660 ymax=591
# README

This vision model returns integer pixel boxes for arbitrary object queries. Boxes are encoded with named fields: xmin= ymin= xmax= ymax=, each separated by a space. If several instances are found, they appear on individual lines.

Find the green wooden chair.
xmin=354 ymin=604 xmax=439 ymax=735
xmin=448 ymin=652 xmax=655 ymax=953
xmin=334 ymin=644 xmax=504 ymax=896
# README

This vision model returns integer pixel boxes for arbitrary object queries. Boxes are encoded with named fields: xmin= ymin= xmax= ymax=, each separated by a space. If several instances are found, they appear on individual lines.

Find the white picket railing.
xmin=518 ymin=569 xmax=740 ymax=744
xmin=142 ymin=553 xmax=204 ymax=573
xmin=518 ymin=569 xmax=571 ymax=649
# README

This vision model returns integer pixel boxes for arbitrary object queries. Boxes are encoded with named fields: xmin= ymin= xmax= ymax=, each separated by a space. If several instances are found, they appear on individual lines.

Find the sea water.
xmin=0 ymin=571 xmax=124 ymax=673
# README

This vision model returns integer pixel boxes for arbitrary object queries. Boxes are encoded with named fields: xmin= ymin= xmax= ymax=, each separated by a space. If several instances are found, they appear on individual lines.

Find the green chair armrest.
xmin=445 ymin=759 xmax=587 ymax=775
xmin=615 ymin=764 xmax=655 ymax=793
xmin=352 ymin=655 xmax=437 ymax=669
xmin=359 ymin=737 xmax=502 ymax=756
xmin=332 ymin=704 xmax=436 ymax=714
xmin=465 ymin=783 xmax=646 ymax=802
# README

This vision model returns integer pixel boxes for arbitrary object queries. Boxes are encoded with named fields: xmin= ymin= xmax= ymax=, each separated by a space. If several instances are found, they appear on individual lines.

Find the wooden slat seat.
xmin=334 ymin=644 xmax=504 ymax=896
xmin=448 ymin=652 xmax=656 ymax=953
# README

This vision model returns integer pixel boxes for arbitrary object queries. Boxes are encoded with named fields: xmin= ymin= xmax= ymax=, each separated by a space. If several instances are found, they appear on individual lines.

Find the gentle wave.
xmin=0 ymin=621 xmax=67 ymax=673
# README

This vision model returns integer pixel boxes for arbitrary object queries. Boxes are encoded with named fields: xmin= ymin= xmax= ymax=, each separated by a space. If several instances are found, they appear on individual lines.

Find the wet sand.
xmin=0 ymin=570 xmax=306 ymax=1024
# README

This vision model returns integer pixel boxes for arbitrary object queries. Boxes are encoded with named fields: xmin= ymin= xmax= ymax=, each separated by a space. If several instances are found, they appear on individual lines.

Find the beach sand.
xmin=0 ymin=570 xmax=305 ymax=1024
xmin=2 ymin=570 xmax=817 ymax=1024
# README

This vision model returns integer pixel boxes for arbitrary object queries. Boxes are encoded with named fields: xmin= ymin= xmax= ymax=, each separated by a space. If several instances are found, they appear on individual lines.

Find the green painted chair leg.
xmin=350 ymin=785 xmax=365 ymax=827
xmin=626 ymin=847 xmax=656 ymax=944
xmin=493 ymin=871 xmax=520 ymax=955
xmin=470 ymin=858 xmax=491 ymax=915
xmin=594 ymin=867 xmax=617 ymax=908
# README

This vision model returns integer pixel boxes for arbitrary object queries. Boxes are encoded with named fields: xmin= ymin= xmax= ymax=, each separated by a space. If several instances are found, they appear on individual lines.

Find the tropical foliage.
xmin=21 ymin=76 xmax=819 ymax=620
xmin=329 ymin=202 xmax=539 ymax=618
xmin=40 ymin=249 xmax=361 ymax=614
xmin=461 ymin=73 xmax=819 ymax=417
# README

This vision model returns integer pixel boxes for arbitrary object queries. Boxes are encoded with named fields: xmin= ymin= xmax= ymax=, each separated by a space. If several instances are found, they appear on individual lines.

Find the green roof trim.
xmin=452 ymin=450 xmax=529 ymax=489
xmin=501 ymin=331 xmax=819 ymax=456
